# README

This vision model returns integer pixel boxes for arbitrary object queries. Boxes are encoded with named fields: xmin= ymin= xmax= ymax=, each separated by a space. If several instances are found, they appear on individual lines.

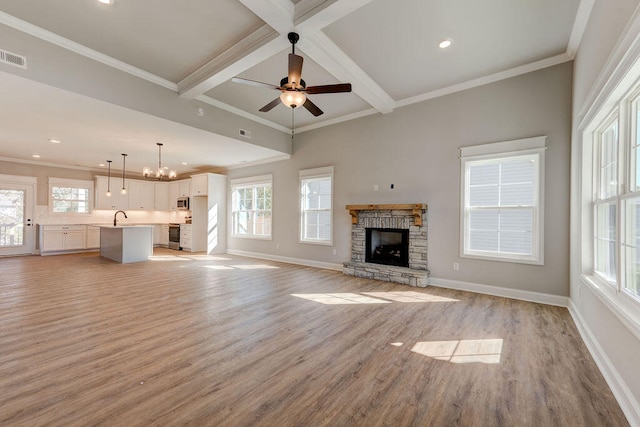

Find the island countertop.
xmin=99 ymin=226 xmax=154 ymax=263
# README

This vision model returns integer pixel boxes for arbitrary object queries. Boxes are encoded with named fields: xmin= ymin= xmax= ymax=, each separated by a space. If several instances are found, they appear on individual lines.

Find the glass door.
xmin=0 ymin=181 xmax=35 ymax=256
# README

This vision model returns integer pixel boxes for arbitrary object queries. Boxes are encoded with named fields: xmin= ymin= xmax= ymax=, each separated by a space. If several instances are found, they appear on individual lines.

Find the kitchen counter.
xmin=99 ymin=226 xmax=154 ymax=263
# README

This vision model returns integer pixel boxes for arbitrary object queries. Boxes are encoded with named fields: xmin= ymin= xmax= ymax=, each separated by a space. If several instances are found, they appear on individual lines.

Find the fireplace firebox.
xmin=365 ymin=228 xmax=409 ymax=267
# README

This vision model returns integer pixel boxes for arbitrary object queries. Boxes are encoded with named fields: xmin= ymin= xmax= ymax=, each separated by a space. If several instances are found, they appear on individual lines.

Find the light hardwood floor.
xmin=0 ymin=249 xmax=628 ymax=426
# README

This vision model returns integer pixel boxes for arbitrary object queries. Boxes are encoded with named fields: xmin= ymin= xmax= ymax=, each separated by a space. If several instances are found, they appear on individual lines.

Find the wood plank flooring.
xmin=0 ymin=249 xmax=628 ymax=426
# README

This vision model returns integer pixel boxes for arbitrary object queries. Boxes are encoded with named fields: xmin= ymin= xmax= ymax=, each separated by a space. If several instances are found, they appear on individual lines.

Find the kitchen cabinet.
xmin=155 ymin=183 xmax=168 ymax=210
xmin=160 ymin=224 xmax=169 ymax=246
xmin=180 ymin=224 xmax=192 ymax=251
xmin=128 ymin=180 xmax=155 ymax=210
xmin=40 ymin=225 xmax=87 ymax=252
xmin=86 ymin=226 xmax=100 ymax=249
xmin=191 ymin=174 xmax=208 ymax=196
xmin=94 ymin=176 xmax=128 ymax=210
xmin=168 ymin=181 xmax=179 ymax=210
xmin=190 ymin=173 xmax=227 ymax=254
xmin=178 ymin=179 xmax=191 ymax=197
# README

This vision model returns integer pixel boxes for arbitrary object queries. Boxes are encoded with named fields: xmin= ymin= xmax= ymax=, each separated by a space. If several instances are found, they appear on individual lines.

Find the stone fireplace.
xmin=343 ymin=204 xmax=429 ymax=287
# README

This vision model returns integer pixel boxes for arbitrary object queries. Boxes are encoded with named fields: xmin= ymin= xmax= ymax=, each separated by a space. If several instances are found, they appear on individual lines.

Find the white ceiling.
xmin=0 ymin=0 xmax=586 ymax=174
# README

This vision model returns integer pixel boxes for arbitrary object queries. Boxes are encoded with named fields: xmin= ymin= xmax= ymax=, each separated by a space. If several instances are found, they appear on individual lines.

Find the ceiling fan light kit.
xmin=232 ymin=32 xmax=352 ymax=117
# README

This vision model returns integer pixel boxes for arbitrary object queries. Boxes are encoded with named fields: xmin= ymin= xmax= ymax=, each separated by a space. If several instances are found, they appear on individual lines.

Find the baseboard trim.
xmin=568 ymin=301 xmax=640 ymax=427
xmin=429 ymin=277 xmax=569 ymax=307
xmin=226 ymin=249 xmax=343 ymax=272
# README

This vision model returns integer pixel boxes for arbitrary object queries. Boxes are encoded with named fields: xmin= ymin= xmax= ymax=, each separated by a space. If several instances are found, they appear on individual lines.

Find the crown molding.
xmin=567 ymin=0 xmax=595 ymax=59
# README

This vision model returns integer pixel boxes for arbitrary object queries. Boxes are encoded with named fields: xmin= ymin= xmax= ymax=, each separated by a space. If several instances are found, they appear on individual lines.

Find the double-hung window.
xmin=593 ymin=116 xmax=619 ymax=284
xmin=230 ymin=175 xmax=272 ymax=239
xmin=49 ymin=178 xmax=92 ymax=214
xmin=299 ymin=166 xmax=333 ymax=245
xmin=460 ymin=137 xmax=545 ymax=264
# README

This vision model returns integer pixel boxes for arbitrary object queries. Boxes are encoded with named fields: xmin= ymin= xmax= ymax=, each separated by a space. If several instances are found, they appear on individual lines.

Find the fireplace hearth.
xmin=343 ymin=204 xmax=429 ymax=287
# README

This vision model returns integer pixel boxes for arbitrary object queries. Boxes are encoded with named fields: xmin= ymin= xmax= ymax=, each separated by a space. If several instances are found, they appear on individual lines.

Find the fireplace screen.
xmin=365 ymin=228 xmax=409 ymax=267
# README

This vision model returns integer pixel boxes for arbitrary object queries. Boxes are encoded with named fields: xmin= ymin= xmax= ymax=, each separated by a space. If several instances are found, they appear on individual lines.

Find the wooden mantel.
xmin=346 ymin=204 xmax=427 ymax=226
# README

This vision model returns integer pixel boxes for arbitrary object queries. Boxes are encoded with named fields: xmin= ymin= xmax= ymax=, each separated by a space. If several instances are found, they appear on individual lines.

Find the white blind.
xmin=460 ymin=137 xmax=544 ymax=264
xmin=300 ymin=167 xmax=333 ymax=244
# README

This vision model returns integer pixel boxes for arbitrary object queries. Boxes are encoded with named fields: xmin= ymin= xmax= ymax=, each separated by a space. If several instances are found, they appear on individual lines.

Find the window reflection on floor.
xmin=410 ymin=339 xmax=503 ymax=364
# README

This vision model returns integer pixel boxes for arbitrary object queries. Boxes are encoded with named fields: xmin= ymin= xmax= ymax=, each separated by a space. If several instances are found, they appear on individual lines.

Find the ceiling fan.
xmin=232 ymin=32 xmax=352 ymax=117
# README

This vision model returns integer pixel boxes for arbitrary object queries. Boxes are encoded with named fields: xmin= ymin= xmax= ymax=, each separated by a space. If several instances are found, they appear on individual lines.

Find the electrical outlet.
xmin=453 ymin=262 xmax=459 ymax=271
xmin=276 ymin=243 xmax=280 ymax=250
xmin=373 ymin=184 xmax=379 ymax=191
xmin=333 ymin=249 xmax=337 ymax=255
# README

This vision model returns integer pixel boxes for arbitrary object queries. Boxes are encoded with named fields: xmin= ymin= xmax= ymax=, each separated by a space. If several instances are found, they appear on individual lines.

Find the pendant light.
xmin=121 ymin=153 xmax=127 ymax=195
xmin=143 ymin=142 xmax=176 ymax=180
xmin=106 ymin=160 xmax=112 ymax=197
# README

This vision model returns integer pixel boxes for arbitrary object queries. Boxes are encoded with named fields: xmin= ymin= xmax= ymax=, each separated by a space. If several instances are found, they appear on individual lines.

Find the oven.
xmin=168 ymin=224 xmax=180 ymax=250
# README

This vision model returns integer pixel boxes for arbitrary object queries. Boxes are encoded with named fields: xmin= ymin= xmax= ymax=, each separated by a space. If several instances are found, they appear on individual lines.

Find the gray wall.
xmin=570 ymin=0 xmax=640 ymax=418
xmin=228 ymin=62 xmax=572 ymax=297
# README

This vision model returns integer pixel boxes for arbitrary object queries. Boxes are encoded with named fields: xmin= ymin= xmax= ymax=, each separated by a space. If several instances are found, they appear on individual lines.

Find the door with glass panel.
xmin=0 ymin=182 xmax=35 ymax=256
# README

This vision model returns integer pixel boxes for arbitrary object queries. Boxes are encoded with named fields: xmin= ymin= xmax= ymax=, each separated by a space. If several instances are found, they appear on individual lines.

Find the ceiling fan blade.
xmin=232 ymin=77 xmax=280 ymax=91
xmin=259 ymin=97 xmax=282 ymax=113
xmin=303 ymin=97 xmax=323 ymax=116
xmin=288 ymin=53 xmax=303 ymax=88
xmin=304 ymin=83 xmax=352 ymax=94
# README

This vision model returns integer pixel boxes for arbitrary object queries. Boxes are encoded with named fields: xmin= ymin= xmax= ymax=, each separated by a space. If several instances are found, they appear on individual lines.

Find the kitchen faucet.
xmin=113 ymin=210 xmax=127 ymax=226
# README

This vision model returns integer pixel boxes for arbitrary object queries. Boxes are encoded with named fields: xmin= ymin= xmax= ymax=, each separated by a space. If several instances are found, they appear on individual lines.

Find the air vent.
xmin=239 ymin=129 xmax=251 ymax=139
xmin=0 ymin=49 xmax=27 ymax=69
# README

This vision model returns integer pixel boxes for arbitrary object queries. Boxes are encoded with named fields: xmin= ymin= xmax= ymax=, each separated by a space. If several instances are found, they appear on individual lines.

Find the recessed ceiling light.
xmin=439 ymin=39 xmax=452 ymax=49
xmin=181 ymin=162 xmax=188 ymax=166
xmin=49 ymin=138 xmax=61 ymax=144
xmin=98 ymin=0 xmax=114 ymax=4
xmin=31 ymin=154 xmax=41 ymax=158
xmin=98 ymin=163 xmax=106 ymax=167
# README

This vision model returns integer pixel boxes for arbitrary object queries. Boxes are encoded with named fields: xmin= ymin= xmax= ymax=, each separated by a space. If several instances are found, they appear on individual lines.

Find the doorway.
xmin=0 ymin=175 xmax=36 ymax=256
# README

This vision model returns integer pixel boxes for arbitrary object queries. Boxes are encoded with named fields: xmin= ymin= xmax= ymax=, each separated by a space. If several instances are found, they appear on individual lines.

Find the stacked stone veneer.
xmin=343 ymin=207 xmax=430 ymax=287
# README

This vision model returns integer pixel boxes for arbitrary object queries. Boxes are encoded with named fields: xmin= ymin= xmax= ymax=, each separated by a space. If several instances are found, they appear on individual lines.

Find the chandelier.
xmin=143 ymin=142 xmax=176 ymax=180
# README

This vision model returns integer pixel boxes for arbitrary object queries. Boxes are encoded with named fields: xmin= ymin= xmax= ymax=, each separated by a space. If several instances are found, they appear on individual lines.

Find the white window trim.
xmin=48 ymin=177 xmax=93 ymax=215
xmin=299 ymin=166 xmax=334 ymax=246
xmin=230 ymin=174 xmax=273 ymax=240
xmin=459 ymin=136 xmax=546 ymax=265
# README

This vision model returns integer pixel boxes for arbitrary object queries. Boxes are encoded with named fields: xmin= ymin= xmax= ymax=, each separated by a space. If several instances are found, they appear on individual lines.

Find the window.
xmin=593 ymin=116 xmax=619 ymax=284
xmin=460 ymin=137 xmax=545 ymax=264
xmin=230 ymin=175 xmax=272 ymax=239
xmin=299 ymin=166 xmax=333 ymax=245
xmin=49 ymin=178 xmax=92 ymax=214
xmin=590 ymin=103 xmax=640 ymax=301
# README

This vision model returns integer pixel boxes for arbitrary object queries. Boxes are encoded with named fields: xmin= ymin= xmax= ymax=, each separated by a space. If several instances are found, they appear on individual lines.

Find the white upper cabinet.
xmin=191 ymin=174 xmax=208 ymax=196
xmin=154 ymin=182 xmax=169 ymax=210
xmin=94 ymin=176 xmax=128 ymax=210
xmin=178 ymin=179 xmax=191 ymax=197
xmin=128 ymin=180 xmax=155 ymax=210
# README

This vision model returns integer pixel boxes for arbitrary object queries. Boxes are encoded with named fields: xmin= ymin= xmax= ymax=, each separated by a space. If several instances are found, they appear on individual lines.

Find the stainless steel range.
xmin=168 ymin=223 xmax=180 ymax=250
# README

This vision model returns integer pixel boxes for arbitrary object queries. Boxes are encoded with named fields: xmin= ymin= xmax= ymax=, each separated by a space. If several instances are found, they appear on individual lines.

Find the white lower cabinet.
xmin=40 ymin=226 xmax=87 ymax=252
xmin=160 ymin=224 xmax=169 ymax=246
xmin=180 ymin=224 xmax=192 ymax=251
xmin=86 ymin=226 xmax=100 ymax=249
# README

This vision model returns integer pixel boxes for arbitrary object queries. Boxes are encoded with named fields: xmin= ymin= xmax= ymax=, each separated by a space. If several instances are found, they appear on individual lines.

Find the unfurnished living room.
xmin=0 ymin=1 xmax=639 ymax=426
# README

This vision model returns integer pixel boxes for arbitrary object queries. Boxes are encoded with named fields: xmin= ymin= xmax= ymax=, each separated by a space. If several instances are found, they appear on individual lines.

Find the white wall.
xmin=570 ymin=0 xmax=640 ymax=424
xmin=227 ymin=62 xmax=572 ymax=297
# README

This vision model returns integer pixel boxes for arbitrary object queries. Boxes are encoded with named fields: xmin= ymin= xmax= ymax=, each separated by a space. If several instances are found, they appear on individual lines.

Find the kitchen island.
xmin=100 ymin=225 xmax=154 ymax=263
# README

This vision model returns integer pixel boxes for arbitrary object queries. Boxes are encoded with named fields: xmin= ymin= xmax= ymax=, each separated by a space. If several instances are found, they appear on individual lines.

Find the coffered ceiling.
xmin=0 ymin=0 xmax=587 ymax=174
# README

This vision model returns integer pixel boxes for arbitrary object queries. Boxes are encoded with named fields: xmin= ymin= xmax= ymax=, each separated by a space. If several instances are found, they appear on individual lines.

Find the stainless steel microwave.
xmin=177 ymin=197 xmax=189 ymax=210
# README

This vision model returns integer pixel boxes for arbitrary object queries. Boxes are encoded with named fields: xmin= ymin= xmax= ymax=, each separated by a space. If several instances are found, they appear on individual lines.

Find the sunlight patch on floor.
xmin=362 ymin=291 xmax=458 ymax=303
xmin=231 ymin=264 xmax=280 ymax=270
xmin=203 ymin=265 xmax=235 ymax=270
xmin=149 ymin=256 xmax=192 ymax=262
xmin=410 ymin=339 xmax=503 ymax=364
xmin=292 ymin=293 xmax=391 ymax=305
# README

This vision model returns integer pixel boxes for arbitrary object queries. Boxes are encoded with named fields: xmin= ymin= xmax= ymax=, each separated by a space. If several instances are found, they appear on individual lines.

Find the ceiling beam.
xmin=295 ymin=0 xmax=374 ymax=34
xmin=238 ymin=0 xmax=295 ymax=33
xmin=177 ymin=25 xmax=285 ymax=99
xmin=299 ymin=31 xmax=395 ymax=114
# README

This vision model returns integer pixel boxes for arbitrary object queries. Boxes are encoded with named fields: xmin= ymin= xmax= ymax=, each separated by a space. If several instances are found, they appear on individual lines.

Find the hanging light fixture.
xmin=143 ymin=142 xmax=176 ymax=180
xmin=121 ymin=153 xmax=127 ymax=195
xmin=106 ymin=160 xmax=112 ymax=197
